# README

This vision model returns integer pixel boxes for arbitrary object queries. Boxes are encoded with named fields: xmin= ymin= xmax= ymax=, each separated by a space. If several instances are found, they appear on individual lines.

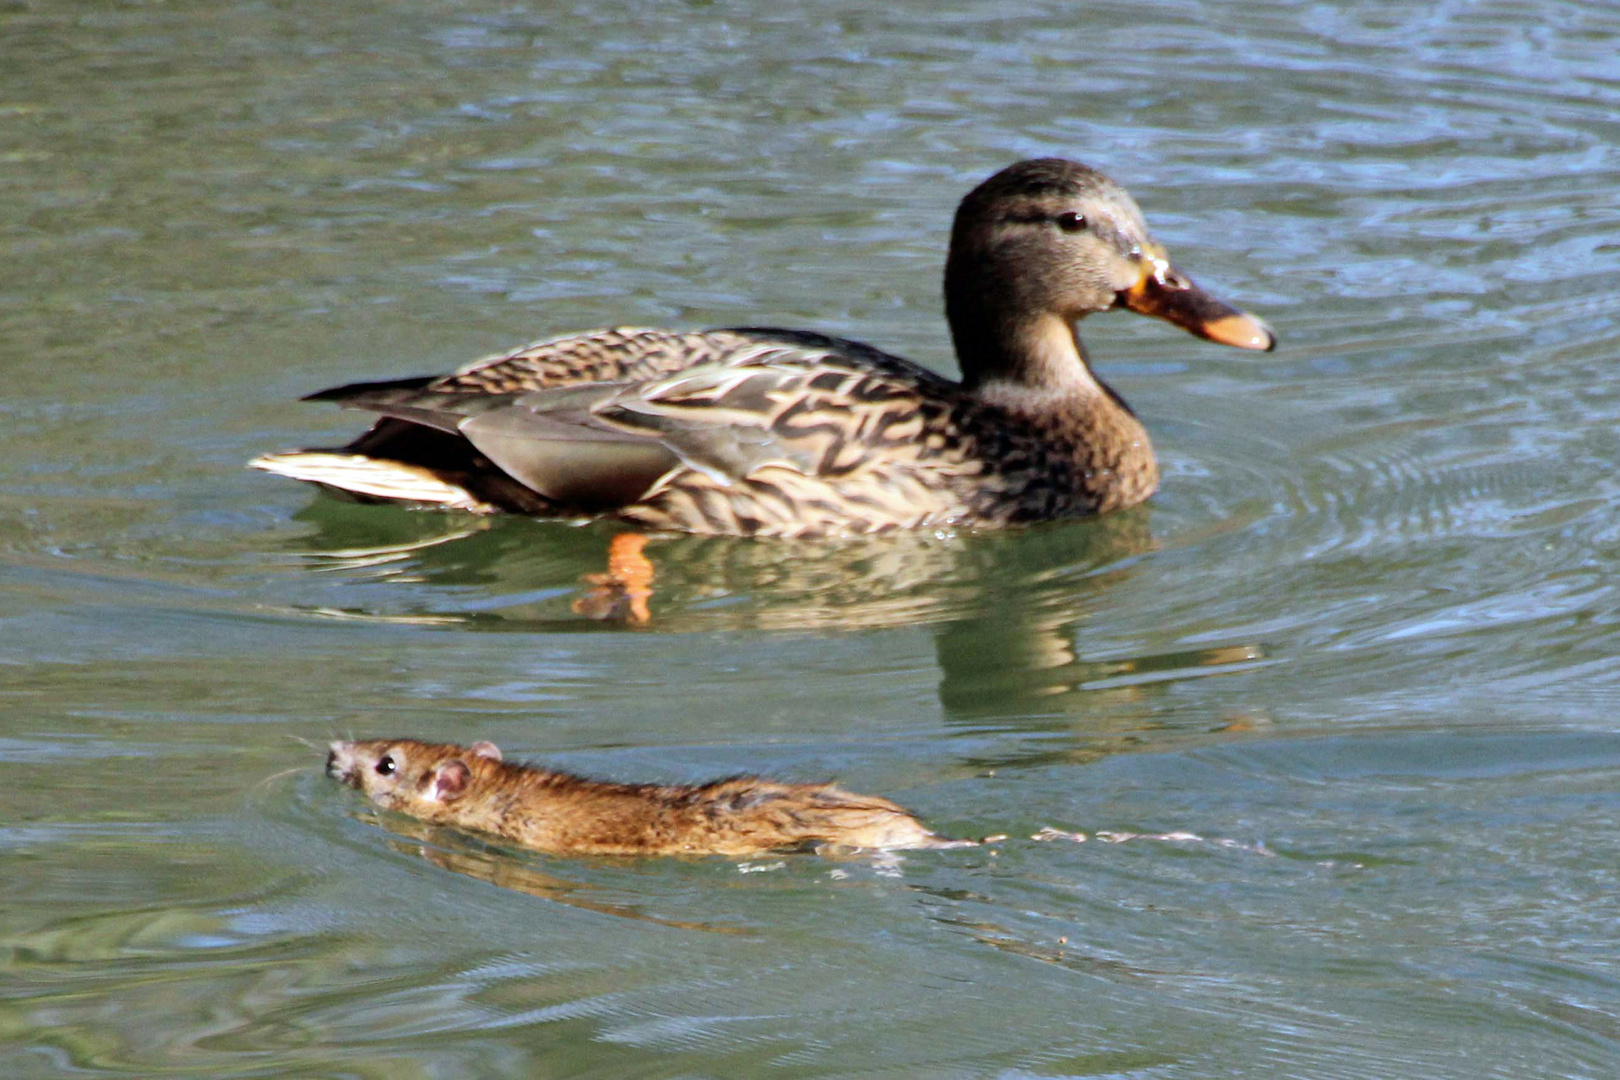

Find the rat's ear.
xmin=469 ymin=741 xmax=502 ymax=762
xmin=429 ymin=760 xmax=472 ymax=802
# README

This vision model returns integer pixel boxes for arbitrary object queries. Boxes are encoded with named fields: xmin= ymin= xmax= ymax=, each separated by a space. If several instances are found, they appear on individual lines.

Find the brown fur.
xmin=326 ymin=738 xmax=974 ymax=857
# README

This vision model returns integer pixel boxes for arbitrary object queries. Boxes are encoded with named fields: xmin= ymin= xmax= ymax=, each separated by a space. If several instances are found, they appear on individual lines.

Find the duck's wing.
xmin=600 ymin=328 xmax=963 ymax=480
xmin=296 ymin=330 xmax=967 ymax=517
xmin=300 ymin=378 xmax=684 ymax=511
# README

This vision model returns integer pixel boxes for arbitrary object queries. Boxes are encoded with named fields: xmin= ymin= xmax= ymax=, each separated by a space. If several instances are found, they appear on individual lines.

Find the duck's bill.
xmin=1118 ymin=260 xmax=1275 ymax=352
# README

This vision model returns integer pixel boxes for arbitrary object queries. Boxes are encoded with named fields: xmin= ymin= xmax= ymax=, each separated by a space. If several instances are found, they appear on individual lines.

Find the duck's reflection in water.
xmin=277 ymin=497 xmax=1158 ymax=633
xmin=277 ymin=501 xmax=1269 ymax=762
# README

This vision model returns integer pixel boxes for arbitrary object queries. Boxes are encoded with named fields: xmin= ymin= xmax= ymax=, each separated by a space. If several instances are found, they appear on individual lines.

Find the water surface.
xmin=5 ymin=1 xmax=1620 ymax=1077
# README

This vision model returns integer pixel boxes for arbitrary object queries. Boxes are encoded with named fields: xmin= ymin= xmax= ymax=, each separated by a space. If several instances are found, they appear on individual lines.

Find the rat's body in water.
xmin=326 ymin=738 xmax=975 ymax=856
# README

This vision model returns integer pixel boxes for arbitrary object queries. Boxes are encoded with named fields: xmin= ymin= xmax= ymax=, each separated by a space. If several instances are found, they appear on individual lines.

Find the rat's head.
xmin=326 ymin=738 xmax=504 ymax=813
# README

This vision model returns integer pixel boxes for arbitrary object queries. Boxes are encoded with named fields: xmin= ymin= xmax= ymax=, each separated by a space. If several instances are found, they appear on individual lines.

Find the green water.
xmin=4 ymin=1 xmax=1620 ymax=1076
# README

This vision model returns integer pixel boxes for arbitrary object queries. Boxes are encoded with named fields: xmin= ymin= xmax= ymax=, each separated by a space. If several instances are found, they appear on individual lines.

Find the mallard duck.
xmin=253 ymin=158 xmax=1274 ymax=537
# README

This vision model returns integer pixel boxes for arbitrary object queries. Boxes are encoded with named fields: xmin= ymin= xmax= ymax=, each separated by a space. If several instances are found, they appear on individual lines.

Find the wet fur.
xmin=327 ymin=738 xmax=973 ymax=857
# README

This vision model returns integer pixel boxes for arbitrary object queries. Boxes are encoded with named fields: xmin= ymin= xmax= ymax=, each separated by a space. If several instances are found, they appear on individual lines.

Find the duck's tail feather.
xmin=249 ymin=451 xmax=491 ymax=510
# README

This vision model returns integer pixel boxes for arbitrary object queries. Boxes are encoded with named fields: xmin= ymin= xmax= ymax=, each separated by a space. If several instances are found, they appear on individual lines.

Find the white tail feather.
xmin=249 ymin=452 xmax=490 ymax=511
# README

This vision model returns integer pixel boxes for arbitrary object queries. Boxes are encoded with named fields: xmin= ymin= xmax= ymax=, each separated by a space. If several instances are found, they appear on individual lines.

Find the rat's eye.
xmin=375 ymin=755 xmax=396 ymax=777
xmin=1055 ymin=211 xmax=1087 ymax=233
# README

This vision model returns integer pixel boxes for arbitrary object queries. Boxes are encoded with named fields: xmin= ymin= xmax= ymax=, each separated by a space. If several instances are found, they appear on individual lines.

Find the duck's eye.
xmin=375 ymin=755 xmax=396 ymax=777
xmin=1055 ymin=211 xmax=1087 ymax=233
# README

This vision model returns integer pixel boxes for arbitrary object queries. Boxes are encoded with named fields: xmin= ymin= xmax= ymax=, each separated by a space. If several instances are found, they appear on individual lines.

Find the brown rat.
xmin=326 ymin=738 xmax=976 ymax=857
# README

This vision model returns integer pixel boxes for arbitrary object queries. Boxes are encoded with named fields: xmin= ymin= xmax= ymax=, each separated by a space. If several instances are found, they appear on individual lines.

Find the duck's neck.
xmin=952 ymin=312 xmax=1158 ymax=513
xmin=954 ymin=313 xmax=1110 ymax=403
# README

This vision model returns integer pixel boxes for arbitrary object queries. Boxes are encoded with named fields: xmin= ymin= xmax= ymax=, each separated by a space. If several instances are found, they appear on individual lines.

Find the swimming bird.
xmin=253 ymin=158 xmax=1274 ymax=537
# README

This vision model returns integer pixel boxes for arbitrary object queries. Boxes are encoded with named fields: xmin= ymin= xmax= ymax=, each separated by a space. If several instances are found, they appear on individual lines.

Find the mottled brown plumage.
xmin=326 ymin=738 xmax=972 ymax=857
xmin=255 ymin=159 xmax=1274 ymax=537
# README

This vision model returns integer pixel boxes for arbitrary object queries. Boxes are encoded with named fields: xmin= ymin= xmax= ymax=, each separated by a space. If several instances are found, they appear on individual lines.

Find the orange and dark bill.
xmin=1118 ymin=245 xmax=1275 ymax=352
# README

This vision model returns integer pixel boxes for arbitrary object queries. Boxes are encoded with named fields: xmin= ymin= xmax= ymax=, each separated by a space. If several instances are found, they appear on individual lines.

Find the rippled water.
xmin=5 ymin=1 xmax=1620 ymax=1076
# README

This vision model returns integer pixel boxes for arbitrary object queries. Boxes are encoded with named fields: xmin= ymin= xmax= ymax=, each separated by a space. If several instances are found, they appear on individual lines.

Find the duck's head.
xmin=945 ymin=158 xmax=1274 ymax=393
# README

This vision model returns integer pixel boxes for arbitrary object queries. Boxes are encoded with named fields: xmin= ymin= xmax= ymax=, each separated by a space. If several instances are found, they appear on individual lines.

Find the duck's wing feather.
xmin=308 ymin=379 xmax=681 ymax=510
xmin=427 ymin=326 xmax=741 ymax=393
xmin=599 ymin=328 xmax=964 ymax=479
xmin=311 ymin=331 xmax=963 ymax=514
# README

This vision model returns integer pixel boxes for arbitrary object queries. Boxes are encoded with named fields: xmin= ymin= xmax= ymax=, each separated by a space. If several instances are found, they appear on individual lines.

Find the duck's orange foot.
xmin=572 ymin=533 xmax=655 ymax=625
